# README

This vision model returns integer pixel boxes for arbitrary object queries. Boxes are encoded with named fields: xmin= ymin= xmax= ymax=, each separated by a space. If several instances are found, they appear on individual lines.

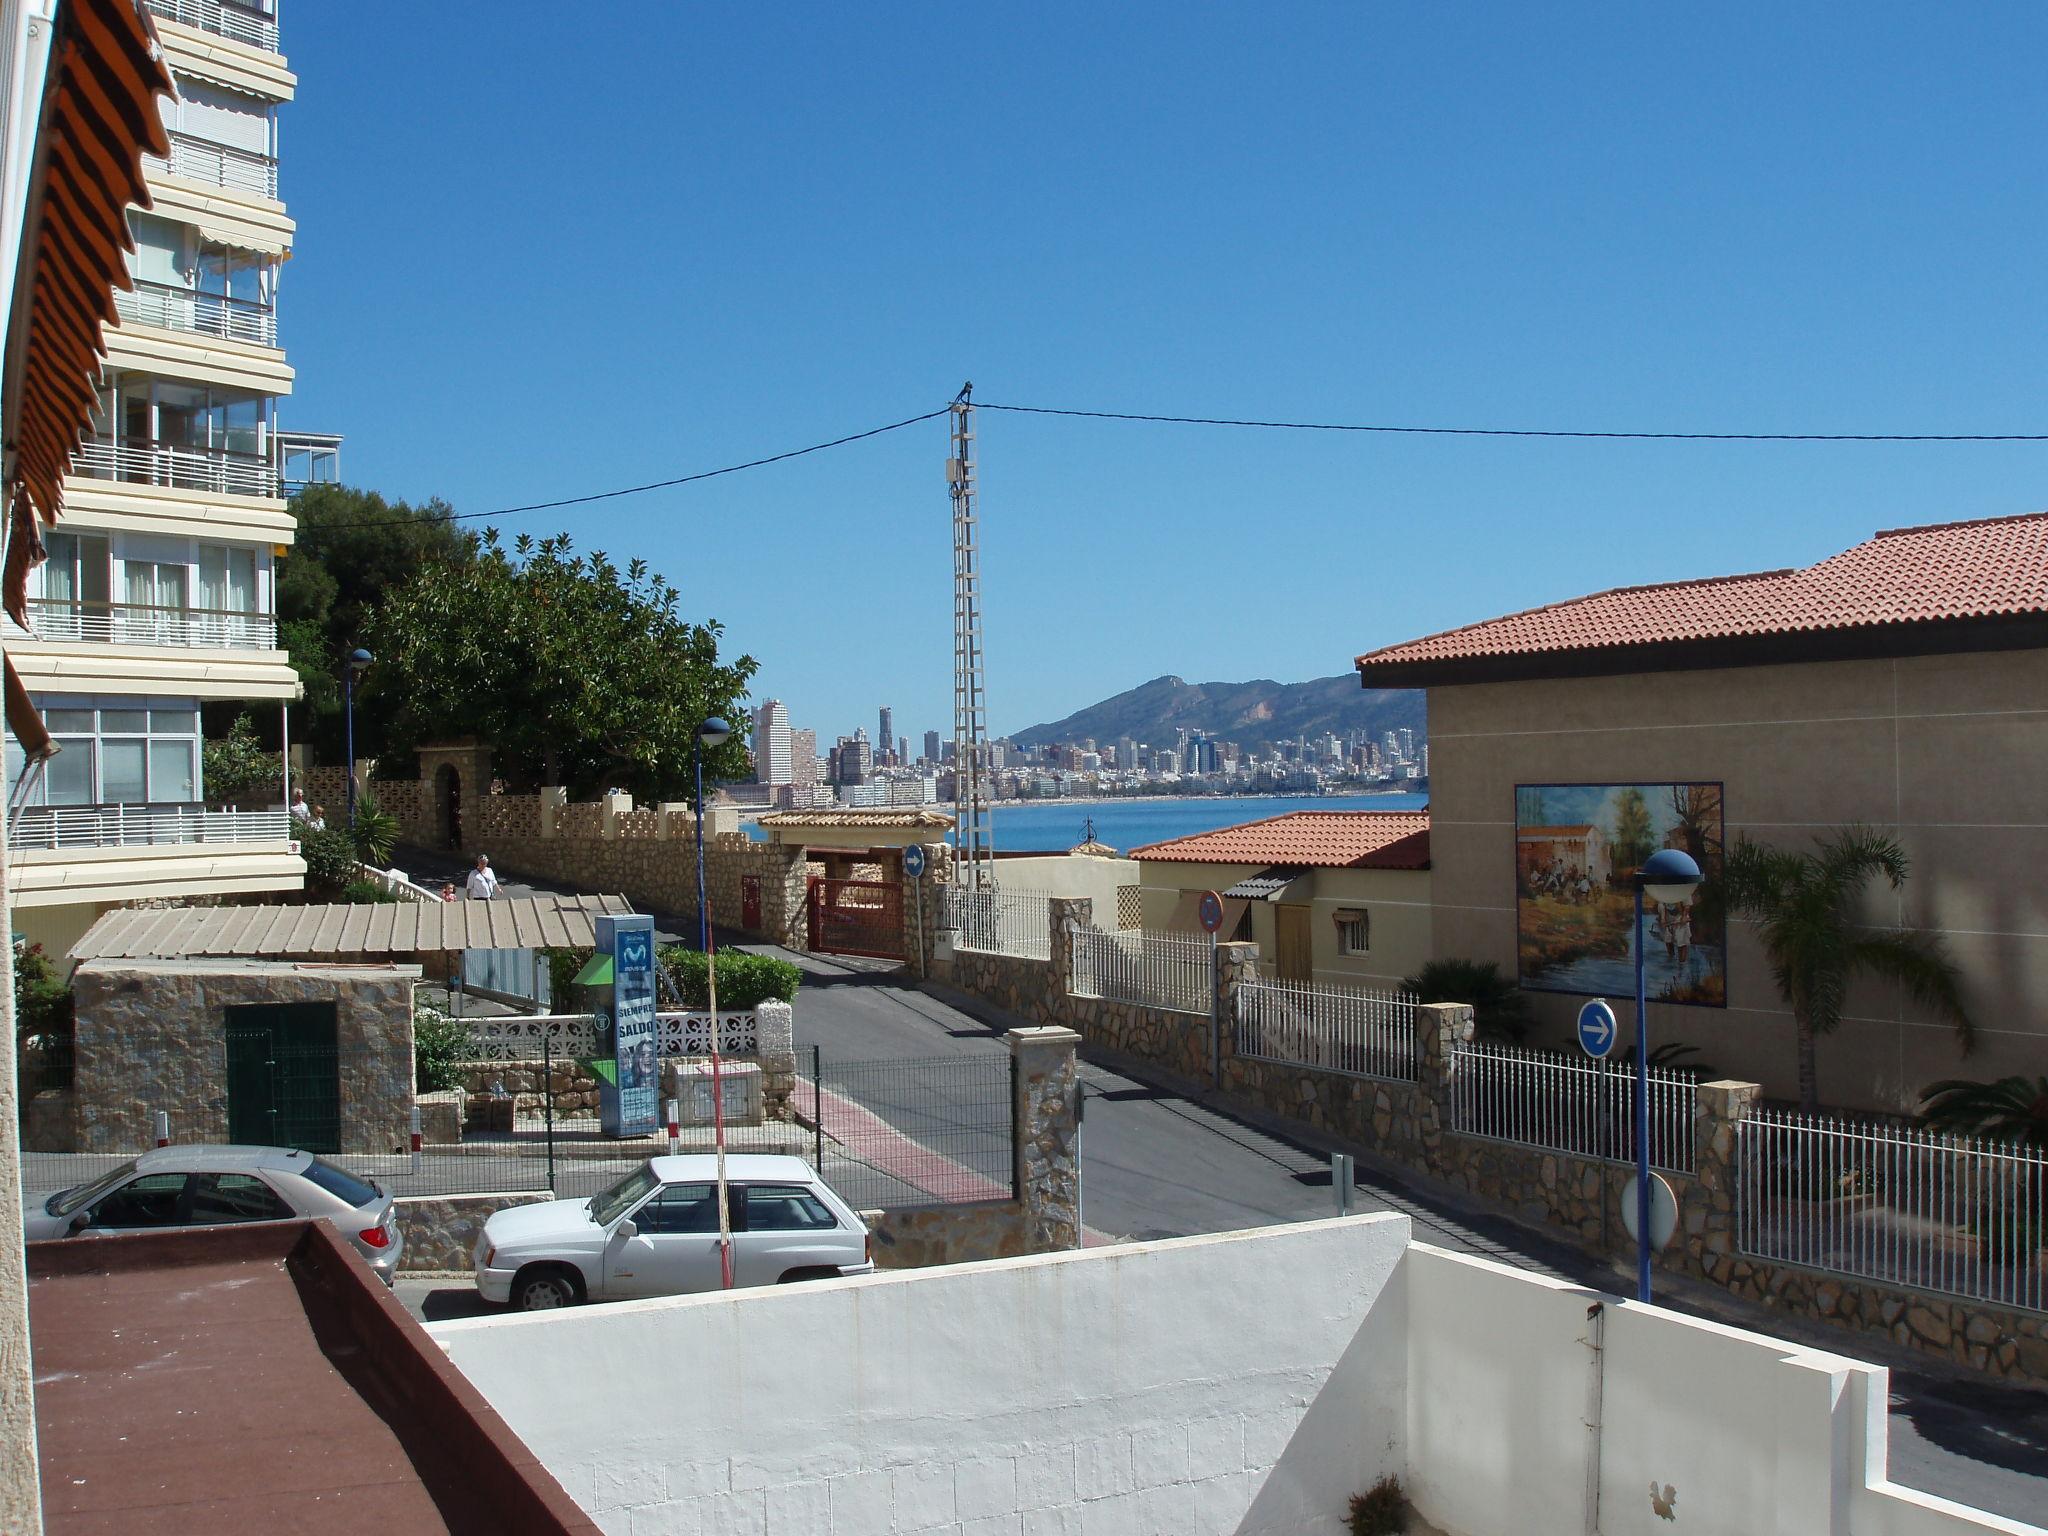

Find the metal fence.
xmin=1234 ymin=978 xmax=1419 ymax=1082
xmin=448 ymin=1011 xmax=759 ymax=1064
xmin=1068 ymin=924 xmax=1212 ymax=1014
xmin=804 ymin=1052 xmax=1016 ymax=1212
xmin=1737 ymin=1108 xmax=2047 ymax=1314
xmin=1449 ymin=1040 xmax=1699 ymax=1174
xmin=951 ymin=886 xmax=1052 ymax=960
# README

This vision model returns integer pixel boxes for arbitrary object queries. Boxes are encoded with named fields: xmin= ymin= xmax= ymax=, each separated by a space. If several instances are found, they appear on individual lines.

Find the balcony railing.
xmin=8 ymin=804 xmax=292 ymax=852
xmin=72 ymin=437 xmax=280 ymax=499
xmin=144 ymin=0 xmax=278 ymax=54
xmin=114 ymin=279 xmax=277 ymax=347
xmin=142 ymin=131 xmax=278 ymax=199
xmin=24 ymin=599 xmax=276 ymax=651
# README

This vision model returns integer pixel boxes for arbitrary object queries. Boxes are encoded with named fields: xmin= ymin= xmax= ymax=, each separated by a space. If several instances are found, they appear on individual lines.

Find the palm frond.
xmin=1847 ymin=930 xmax=1974 ymax=1054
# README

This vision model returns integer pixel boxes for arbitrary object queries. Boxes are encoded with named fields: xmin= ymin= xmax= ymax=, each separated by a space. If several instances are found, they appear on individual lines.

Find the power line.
xmin=294 ymin=406 xmax=952 ymax=538
xmin=975 ymin=400 xmax=2048 ymax=442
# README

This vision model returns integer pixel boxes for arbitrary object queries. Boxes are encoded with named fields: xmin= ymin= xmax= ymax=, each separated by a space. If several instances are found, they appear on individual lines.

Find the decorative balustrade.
xmin=142 ymin=130 xmax=278 ymax=199
xmin=72 ymin=437 xmax=279 ymax=499
xmin=7 ymin=804 xmax=290 ymax=851
xmin=454 ymin=1011 xmax=762 ymax=1065
xmin=144 ymin=0 xmax=278 ymax=50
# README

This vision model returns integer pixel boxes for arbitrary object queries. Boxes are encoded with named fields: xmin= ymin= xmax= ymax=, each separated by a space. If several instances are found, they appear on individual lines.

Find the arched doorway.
xmin=435 ymin=764 xmax=462 ymax=849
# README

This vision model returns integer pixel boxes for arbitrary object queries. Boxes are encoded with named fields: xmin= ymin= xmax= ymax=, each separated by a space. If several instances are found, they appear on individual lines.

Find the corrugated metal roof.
xmin=1221 ymin=867 xmax=1308 ymax=902
xmin=70 ymin=894 xmax=633 ymax=961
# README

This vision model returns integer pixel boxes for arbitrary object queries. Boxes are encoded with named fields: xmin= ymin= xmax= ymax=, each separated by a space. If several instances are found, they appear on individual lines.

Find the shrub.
xmin=1920 ymin=1076 xmax=2048 ymax=1151
xmin=202 ymin=713 xmax=281 ymax=803
xmin=413 ymin=1000 xmax=467 ymax=1093
xmin=350 ymin=788 xmax=400 ymax=866
xmin=14 ymin=941 xmax=74 ymax=1092
xmin=659 ymin=946 xmax=801 ymax=1010
xmin=544 ymin=947 xmax=592 ymax=1005
xmin=298 ymin=823 xmax=358 ymax=896
xmin=1347 ymin=1475 xmax=1406 ymax=1535
xmin=1402 ymin=958 xmax=1530 ymax=1044
xmin=339 ymin=878 xmax=400 ymax=905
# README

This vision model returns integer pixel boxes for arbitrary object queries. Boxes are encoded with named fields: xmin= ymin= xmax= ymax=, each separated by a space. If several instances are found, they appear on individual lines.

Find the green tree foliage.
xmin=275 ymin=485 xmax=470 ymax=762
xmin=412 ymin=999 xmax=468 ymax=1093
xmin=1919 ymin=1077 xmax=2048 ymax=1150
xmin=298 ymin=823 xmax=359 ymax=896
xmin=367 ymin=530 xmax=756 ymax=797
xmin=1722 ymin=827 xmax=1972 ymax=1112
xmin=1401 ymin=957 xmax=1530 ymax=1043
xmin=1609 ymin=786 xmax=1656 ymax=873
xmin=658 ymin=947 xmax=801 ymax=1010
xmin=201 ymin=712 xmax=281 ymax=803
xmin=14 ymin=941 xmax=74 ymax=1093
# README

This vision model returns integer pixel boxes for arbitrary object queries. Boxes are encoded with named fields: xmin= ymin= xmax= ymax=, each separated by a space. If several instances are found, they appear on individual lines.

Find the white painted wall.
xmin=994 ymin=853 xmax=1138 ymax=910
xmin=432 ymin=1216 xmax=1411 ymax=1536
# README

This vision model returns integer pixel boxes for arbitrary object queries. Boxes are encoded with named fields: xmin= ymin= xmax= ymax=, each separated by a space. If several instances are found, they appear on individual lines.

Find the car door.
xmin=80 ymin=1172 xmax=192 ymax=1234
xmin=601 ymin=1182 xmax=729 ymax=1299
xmin=186 ymin=1172 xmax=297 ymax=1227
xmin=728 ymin=1182 xmax=848 ymax=1287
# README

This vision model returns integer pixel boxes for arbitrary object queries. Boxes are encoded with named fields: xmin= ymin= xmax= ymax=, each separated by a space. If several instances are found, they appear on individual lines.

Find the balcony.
xmin=23 ymin=599 xmax=276 ymax=651
xmin=144 ymin=0 xmax=278 ymax=53
xmin=142 ymin=131 xmax=278 ymax=200
xmin=114 ymin=279 xmax=276 ymax=348
xmin=73 ymin=437 xmax=280 ymax=500
xmin=7 ymin=803 xmax=291 ymax=852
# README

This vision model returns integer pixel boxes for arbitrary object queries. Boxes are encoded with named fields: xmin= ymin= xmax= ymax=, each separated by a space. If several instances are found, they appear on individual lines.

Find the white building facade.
xmin=752 ymin=698 xmax=792 ymax=786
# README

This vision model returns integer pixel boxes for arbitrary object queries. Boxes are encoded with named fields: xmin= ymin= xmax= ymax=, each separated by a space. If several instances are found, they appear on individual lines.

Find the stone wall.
xmin=860 ymin=1200 xmax=1036 ymax=1268
xmin=70 ymin=960 xmax=417 ymax=1156
xmin=397 ymin=1191 xmax=548 ymax=1273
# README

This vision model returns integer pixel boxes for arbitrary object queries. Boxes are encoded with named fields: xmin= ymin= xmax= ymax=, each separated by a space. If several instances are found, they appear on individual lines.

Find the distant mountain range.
xmin=1010 ymin=674 xmax=1425 ymax=753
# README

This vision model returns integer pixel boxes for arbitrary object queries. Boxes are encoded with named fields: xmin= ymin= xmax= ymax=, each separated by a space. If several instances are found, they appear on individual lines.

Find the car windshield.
xmin=589 ymin=1163 xmax=660 ymax=1227
xmin=301 ymin=1159 xmax=380 ymax=1209
xmin=47 ymin=1160 xmax=139 ymax=1217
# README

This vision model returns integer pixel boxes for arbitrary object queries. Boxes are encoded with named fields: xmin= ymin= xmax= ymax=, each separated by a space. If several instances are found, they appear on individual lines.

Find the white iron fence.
xmin=8 ymin=804 xmax=289 ymax=851
xmin=1449 ymin=1040 xmax=1699 ymax=1174
xmin=143 ymin=131 xmax=279 ymax=199
xmin=951 ymin=886 xmax=1052 ymax=959
xmin=1068 ymin=924 xmax=1211 ymax=1015
xmin=1737 ymin=1109 xmax=2047 ymax=1314
xmin=454 ymin=1011 xmax=760 ymax=1064
xmin=1234 ymin=978 xmax=1419 ymax=1082
xmin=26 ymin=599 xmax=276 ymax=650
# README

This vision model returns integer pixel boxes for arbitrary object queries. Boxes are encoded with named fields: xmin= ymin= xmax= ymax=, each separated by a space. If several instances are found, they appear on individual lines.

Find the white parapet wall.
xmin=431 ymin=1215 xmax=1412 ymax=1536
xmin=431 ymin=1218 xmax=2045 ymax=1536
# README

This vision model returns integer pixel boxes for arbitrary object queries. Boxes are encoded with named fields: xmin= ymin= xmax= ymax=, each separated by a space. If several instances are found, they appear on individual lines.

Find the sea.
xmin=744 ymin=791 xmax=1429 ymax=854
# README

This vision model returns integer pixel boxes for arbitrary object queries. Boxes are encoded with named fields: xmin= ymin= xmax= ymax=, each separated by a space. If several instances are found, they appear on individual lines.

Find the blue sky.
xmin=280 ymin=3 xmax=2048 ymax=748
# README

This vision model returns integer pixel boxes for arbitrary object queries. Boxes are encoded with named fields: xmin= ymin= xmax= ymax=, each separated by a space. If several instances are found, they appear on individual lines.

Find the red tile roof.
xmin=1130 ymin=810 xmax=1430 ymax=870
xmin=1356 ymin=511 xmax=2048 ymax=681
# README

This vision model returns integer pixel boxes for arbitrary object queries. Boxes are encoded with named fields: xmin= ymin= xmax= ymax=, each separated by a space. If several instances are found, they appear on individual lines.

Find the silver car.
xmin=475 ymin=1153 xmax=873 ymax=1310
xmin=25 ymin=1144 xmax=404 ymax=1285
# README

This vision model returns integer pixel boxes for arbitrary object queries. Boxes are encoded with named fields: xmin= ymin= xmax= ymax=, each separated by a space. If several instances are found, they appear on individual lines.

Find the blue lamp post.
xmin=694 ymin=717 xmax=732 ymax=951
xmin=343 ymin=648 xmax=372 ymax=827
xmin=1632 ymin=845 xmax=1703 ymax=1303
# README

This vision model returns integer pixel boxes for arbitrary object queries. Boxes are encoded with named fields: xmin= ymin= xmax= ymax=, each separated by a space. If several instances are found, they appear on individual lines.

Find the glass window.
xmin=189 ymin=1172 xmax=293 ymax=1224
xmin=101 ymin=709 xmax=148 ymax=734
xmin=300 ymin=1159 xmax=380 ymax=1209
xmin=197 ymin=548 xmax=257 ymax=613
xmin=44 ymin=709 xmax=95 ymax=733
xmin=44 ymin=742 xmax=92 ymax=805
xmin=638 ymin=1183 xmax=722 ymax=1235
xmin=1337 ymin=913 xmax=1370 ymax=955
xmin=589 ymin=1163 xmax=660 ymax=1227
xmin=90 ymin=1173 xmax=189 ymax=1228
xmin=150 ymin=708 xmax=199 ymax=735
xmin=149 ymin=740 xmax=195 ymax=801
xmin=48 ymin=1160 xmax=138 ymax=1217
xmin=741 ymin=1185 xmax=839 ymax=1232
xmin=101 ymin=739 xmax=146 ymax=803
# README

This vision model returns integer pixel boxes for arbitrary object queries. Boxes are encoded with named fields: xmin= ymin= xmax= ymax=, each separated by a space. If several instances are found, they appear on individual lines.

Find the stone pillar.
xmin=1415 ymin=1001 xmax=1475 ymax=1176
xmin=600 ymin=790 xmax=633 ymax=840
xmin=1213 ymin=940 xmax=1260 ymax=1085
xmin=1047 ymin=896 xmax=1094 ymax=1028
xmin=756 ymin=998 xmax=797 ymax=1120
xmin=657 ymin=802 xmax=691 ymax=839
xmin=1687 ymin=1078 xmax=1762 ymax=1282
xmin=1008 ymin=1026 xmax=1082 ymax=1250
xmin=900 ymin=853 xmax=947 ymax=981
xmin=539 ymin=785 xmax=566 ymax=838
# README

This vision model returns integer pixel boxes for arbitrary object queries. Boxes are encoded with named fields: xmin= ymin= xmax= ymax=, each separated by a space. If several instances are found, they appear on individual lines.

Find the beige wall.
xmin=1137 ymin=860 xmax=1432 ymax=991
xmin=1425 ymin=646 xmax=2048 ymax=1111
xmin=992 ymin=853 xmax=1138 ymax=908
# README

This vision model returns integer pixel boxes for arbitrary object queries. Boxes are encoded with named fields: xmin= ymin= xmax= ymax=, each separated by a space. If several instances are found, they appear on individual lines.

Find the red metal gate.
xmin=806 ymin=877 xmax=904 ymax=960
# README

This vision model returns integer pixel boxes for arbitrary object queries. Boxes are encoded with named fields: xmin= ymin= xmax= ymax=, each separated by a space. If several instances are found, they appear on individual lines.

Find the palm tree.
xmin=1919 ymin=1077 xmax=2048 ymax=1150
xmin=1721 ymin=827 xmax=1972 ymax=1112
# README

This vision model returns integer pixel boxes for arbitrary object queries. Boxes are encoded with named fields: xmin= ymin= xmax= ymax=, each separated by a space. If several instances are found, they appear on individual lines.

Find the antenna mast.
xmin=948 ymin=383 xmax=995 ymax=890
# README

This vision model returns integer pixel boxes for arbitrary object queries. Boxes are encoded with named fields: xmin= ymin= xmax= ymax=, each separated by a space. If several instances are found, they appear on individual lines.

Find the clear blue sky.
xmin=280 ymin=3 xmax=2048 ymax=749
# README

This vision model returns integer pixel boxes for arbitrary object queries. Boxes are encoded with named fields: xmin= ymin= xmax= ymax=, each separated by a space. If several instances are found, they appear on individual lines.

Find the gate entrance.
xmin=224 ymin=1001 xmax=341 ymax=1152
xmin=807 ymin=877 xmax=904 ymax=961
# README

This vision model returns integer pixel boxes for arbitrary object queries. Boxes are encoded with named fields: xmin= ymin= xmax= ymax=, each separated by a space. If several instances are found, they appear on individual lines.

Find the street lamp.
xmin=694 ymin=717 xmax=731 ymax=951
xmin=1632 ymin=844 xmax=1702 ymax=1303
xmin=343 ymin=648 xmax=373 ymax=828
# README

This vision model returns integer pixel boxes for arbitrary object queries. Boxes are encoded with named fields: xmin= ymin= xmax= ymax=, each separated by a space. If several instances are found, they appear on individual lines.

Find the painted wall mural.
xmin=1515 ymin=782 xmax=1726 ymax=1006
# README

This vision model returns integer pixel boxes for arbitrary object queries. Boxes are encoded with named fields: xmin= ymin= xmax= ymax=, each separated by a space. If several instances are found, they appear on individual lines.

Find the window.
xmin=10 ymin=699 xmax=204 ymax=807
xmin=590 ymin=1164 xmax=660 ymax=1227
xmin=198 ymin=547 xmax=258 ymax=614
xmin=741 ymin=1185 xmax=839 ymax=1232
xmin=637 ymin=1183 xmax=723 ymax=1235
xmin=48 ymin=1160 xmax=138 ymax=1217
xmin=40 ymin=531 xmax=111 ymax=616
xmin=189 ymin=1172 xmax=293 ymax=1224
xmin=90 ymin=1173 xmax=189 ymax=1228
xmin=300 ymin=1159 xmax=379 ymax=1209
xmin=1336 ymin=910 xmax=1370 ymax=956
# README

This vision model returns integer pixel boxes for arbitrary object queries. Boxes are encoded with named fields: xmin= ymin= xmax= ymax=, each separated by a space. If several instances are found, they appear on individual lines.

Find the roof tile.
xmin=1130 ymin=810 xmax=1430 ymax=870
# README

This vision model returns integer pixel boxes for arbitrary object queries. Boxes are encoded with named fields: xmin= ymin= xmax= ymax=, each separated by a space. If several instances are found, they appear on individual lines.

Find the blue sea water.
xmin=745 ymin=792 xmax=1429 ymax=853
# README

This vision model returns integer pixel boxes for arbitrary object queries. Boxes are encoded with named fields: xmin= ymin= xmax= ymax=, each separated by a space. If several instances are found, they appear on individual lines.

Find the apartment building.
xmin=4 ymin=0 xmax=304 ymax=957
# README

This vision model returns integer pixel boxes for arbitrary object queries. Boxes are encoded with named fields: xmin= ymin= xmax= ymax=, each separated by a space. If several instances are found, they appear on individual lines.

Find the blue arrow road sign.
xmin=1576 ymin=999 xmax=1618 ymax=1059
xmin=902 ymin=844 xmax=927 ymax=879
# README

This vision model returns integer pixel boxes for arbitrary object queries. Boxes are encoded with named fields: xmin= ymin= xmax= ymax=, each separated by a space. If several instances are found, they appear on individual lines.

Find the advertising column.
xmin=597 ymin=913 xmax=659 ymax=1138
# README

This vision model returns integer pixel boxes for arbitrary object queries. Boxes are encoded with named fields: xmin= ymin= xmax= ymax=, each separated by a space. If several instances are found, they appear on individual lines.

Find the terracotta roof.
xmin=757 ymin=809 xmax=952 ymax=829
xmin=1356 ymin=512 xmax=2048 ymax=684
xmin=1130 ymin=810 xmax=1431 ymax=870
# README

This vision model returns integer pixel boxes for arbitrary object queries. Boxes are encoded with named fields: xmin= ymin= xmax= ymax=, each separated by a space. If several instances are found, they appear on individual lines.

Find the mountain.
xmin=1010 ymin=674 xmax=1425 ymax=753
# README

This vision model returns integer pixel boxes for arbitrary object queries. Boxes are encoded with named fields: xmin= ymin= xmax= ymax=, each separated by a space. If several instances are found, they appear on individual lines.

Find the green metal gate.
xmin=224 ymin=1002 xmax=341 ymax=1153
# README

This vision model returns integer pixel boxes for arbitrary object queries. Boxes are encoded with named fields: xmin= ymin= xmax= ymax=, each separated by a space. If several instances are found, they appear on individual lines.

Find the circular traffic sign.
xmin=1196 ymin=890 xmax=1225 ymax=934
xmin=1576 ymin=999 xmax=1618 ymax=1059
xmin=901 ymin=844 xmax=927 ymax=879
xmin=1621 ymin=1172 xmax=1680 ymax=1252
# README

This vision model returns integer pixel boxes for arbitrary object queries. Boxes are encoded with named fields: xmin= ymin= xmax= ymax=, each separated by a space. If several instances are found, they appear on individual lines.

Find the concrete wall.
xmin=1426 ymin=649 xmax=2048 ymax=1111
xmin=431 ymin=1216 xmax=1413 ymax=1536
xmin=991 ymin=853 xmax=1138 ymax=908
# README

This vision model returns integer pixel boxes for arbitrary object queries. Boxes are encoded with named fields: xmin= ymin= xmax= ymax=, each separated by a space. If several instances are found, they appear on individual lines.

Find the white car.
xmin=475 ymin=1153 xmax=874 ymax=1310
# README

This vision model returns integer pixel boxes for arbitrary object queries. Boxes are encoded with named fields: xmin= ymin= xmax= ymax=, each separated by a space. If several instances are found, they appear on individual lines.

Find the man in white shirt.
xmin=289 ymin=788 xmax=312 ymax=822
xmin=465 ymin=854 xmax=499 ymax=900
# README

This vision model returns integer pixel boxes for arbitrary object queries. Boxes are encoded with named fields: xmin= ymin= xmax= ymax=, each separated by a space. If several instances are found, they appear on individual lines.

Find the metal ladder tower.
xmin=948 ymin=383 xmax=996 ymax=891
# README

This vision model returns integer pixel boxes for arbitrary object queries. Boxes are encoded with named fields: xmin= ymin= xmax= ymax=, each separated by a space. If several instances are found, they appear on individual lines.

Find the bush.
xmin=659 ymin=946 xmax=801 ymax=1010
xmin=1402 ymin=958 xmax=1530 ymax=1044
xmin=1347 ymin=1475 xmax=1406 ymax=1535
xmin=202 ymin=713 xmax=280 ymax=803
xmin=14 ymin=941 xmax=74 ymax=1092
xmin=350 ymin=788 xmax=400 ymax=866
xmin=298 ymin=823 xmax=359 ymax=896
xmin=339 ymin=878 xmax=400 ymax=905
xmin=544 ymin=947 xmax=592 ymax=1006
xmin=413 ymin=999 xmax=466 ymax=1093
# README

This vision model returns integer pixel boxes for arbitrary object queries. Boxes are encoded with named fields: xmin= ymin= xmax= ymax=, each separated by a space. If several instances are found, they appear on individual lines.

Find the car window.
xmin=299 ymin=1159 xmax=379 ymax=1209
xmin=189 ymin=1173 xmax=295 ymax=1225
xmin=742 ymin=1184 xmax=840 ymax=1232
xmin=49 ymin=1160 xmax=139 ymax=1217
xmin=635 ymin=1183 xmax=722 ymax=1235
xmin=591 ymin=1163 xmax=661 ymax=1226
xmin=89 ymin=1173 xmax=189 ymax=1229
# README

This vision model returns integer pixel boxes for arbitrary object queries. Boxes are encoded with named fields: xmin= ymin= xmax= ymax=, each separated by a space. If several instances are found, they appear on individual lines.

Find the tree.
xmin=1722 ymin=827 xmax=1972 ymax=1112
xmin=201 ymin=712 xmax=281 ymax=803
xmin=1401 ymin=958 xmax=1531 ymax=1043
xmin=1608 ymin=787 xmax=1656 ymax=873
xmin=367 ymin=530 xmax=757 ymax=798
xmin=1919 ymin=1077 xmax=2048 ymax=1150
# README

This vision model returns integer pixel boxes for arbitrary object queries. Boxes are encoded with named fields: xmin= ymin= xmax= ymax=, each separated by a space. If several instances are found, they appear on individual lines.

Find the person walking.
xmin=465 ymin=853 xmax=499 ymax=900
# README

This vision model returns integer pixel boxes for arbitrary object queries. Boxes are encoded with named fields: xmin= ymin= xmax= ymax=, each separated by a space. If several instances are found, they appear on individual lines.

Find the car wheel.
xmin=512 ymin=1266 xmax=581 ymax=1311
xmin=777 ymin=1267 xmax=840 ymax=1285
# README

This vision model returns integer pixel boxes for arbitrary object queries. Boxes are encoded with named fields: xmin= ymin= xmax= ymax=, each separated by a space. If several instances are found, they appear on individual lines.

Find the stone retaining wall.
xmin=860 ymin=1200 xmax=1035 ymax=1268
xmin=397 ymin=1192 xmax=548 ymax=1273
